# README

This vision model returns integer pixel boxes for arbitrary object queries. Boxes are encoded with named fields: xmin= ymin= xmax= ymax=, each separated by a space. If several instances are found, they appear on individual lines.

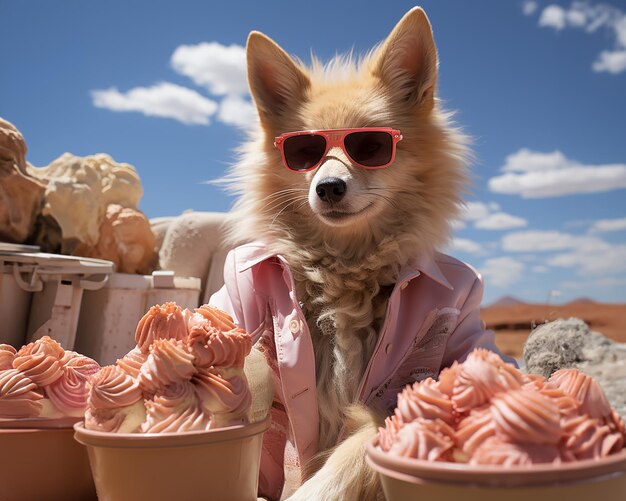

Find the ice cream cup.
xmin=74 ymin=416 xmax=270 ymax=501
xmin=366 ymin=436 xmax=626 ymax=501
xmin=0 ymin=418 xmax=96 ymax=501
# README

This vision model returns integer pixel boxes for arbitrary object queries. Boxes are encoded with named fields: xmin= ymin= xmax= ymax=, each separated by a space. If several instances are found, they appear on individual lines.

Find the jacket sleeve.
xmin=440 ymin=274 xmax=517 ymax=368
xmin=208 ymin=248 xmax=267 ymax=343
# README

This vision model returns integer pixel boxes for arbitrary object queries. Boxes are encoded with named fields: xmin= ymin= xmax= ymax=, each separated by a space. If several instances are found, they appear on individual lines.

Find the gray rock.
xmin=524 ymin=317 xmax=626 ymax=420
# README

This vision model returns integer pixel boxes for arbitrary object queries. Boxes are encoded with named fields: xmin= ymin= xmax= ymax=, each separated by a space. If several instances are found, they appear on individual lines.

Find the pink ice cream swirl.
xmin=451 ymin=349 xmax=523 ymax=413
xmin=395 ymin=377 xmax=456 ymax=426
xmin=455 ymin=405 xmax=496 ymax=458
xmin=135 ymin=302 xmax=188 ymax=353
xmin=189 ymin=304 xmax=236 ymax=331
xmin=0 ymin=369 xmax=43 ymax=418
xmin=187 ymin=323 xmax=252 ymax=369
xmin=138 ymin=339 xmax=196 ymax=394
xmin=471 ymin=436 xmax=571 ymax=466
xmin=490 ymin=388 xmax=562 ymax=445
xmin=378 ymin=414 xmax=404 ymax=452
xmin=193 ymin=367 xmax=251 ymax=421
xmin=46 ymin=352 xmax=101 ymax=417
xmin=549 ymin=369 xmax=612 ymax=421
xmin=387 ymin=418 xmax=455 ymax=461
xmin=85 ymin=365 xmax=143 ymax=432
xmin=116 ymin=347 xmax=148 ymax=379
xmin=0 ymin=344 xmax=17 ymax=371
xmin=142 ymin=381 xmax=210 ymax=433
xmin=562 ymin=414 xmax=624 ymax=460
xmin=12 ymin=336 xmax=65 ymax=387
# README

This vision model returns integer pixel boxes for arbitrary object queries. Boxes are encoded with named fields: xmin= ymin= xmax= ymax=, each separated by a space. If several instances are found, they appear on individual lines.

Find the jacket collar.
xmin=236 ymin=241 xmax=453 ymax=290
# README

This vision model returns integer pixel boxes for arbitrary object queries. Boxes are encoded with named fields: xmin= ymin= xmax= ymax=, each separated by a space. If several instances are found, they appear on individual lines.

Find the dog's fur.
xmin=225 ymin=7 xmax=470 ymax=500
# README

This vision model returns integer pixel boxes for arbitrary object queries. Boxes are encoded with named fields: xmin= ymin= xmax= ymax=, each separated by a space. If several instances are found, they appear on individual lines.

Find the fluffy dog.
xmin=222 ymin=6 xmax=472 ymax=500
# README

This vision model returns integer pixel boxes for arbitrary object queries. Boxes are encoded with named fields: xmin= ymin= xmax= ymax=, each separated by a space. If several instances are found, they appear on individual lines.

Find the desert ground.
xmin=482 ymin=300 xmax=626 ymax=360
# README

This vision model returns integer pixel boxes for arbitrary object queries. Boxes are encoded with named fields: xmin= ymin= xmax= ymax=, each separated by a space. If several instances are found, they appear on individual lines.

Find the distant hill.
xmin=487 ymin=295 xmax=526 ymax=308
xmin=567 ymin=297 xmax=597 ymax=305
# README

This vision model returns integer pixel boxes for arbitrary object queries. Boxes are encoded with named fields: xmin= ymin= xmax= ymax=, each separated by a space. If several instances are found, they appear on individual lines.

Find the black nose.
xmin=316 ymin=177 xmax=347 ymax=203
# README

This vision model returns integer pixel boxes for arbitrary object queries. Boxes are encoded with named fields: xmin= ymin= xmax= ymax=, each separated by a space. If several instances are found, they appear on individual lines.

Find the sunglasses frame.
xmin=274 ymin=127 xmax=403 ymax=172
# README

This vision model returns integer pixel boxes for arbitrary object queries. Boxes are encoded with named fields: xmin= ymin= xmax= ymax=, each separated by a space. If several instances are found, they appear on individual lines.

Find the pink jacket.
xmin=209 ymin=242 xmax=514 ymax=499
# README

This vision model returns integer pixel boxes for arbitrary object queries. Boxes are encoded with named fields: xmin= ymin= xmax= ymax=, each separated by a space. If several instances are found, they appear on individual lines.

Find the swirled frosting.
xmin=490 ymin=389 xmax=561 ymax=444
xmin=387 ymin=419 xmax=455 ymax=461
xmin=562 ymin=414 xmax=624 ymax=460
xmin=456 ymin=405 xmax=495 ymax=456
xmin=88 ymin=365 xmax=142 ymax=410
xmin=142 ymin=382 xmax=210 ymax=433
xmin=549 ymin=369 xmax=612 ymax=420
xmin=116 ymin=347 xmax=148 ymax=379
xmin=471 ymin=436 xmax=569 ymax=465
xmin=0 ymin=344 xmax=17 ymax=371
xmin=189 ymin=305 xmax=236 ymax=331
xmin=135 ymin=302 xmax=187 ymax=353
xmin=187 ymin=324 xmax=252 ymax=369
xmin=452 ymin=349 xmax=522 ymax=412
xmin=395 ymin=378 xmax=455 ymax=425
xmin=378 ymin=414 xmax=403 ymax=452
xmin=0 ymin=369 xmax=43 ymax=418
xmin=88 ymin=302 xmax=255 ymax=434
xmin=193 ymin=367 xmax=251 ymax=419
xmin=85 ymin=366 xmax=145 ymax=433
xmin=13 ymin=336 xmax=65 ymax=386
xmin=46 ymin=353 xmax=101 ymax=416
xmin=138 ymin=339 xmax=196 ymax=393
xmin=380 ymin=349 xmax=626 ymax=466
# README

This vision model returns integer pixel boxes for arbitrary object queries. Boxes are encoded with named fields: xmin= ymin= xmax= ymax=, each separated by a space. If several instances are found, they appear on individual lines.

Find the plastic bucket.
xmin=0 ymin=248 xmax=113 ymax=349
xmin=0 ymin=420 xmax=96 ymax=501
xmin=74 ymin=416 xmax=270 ymax=501
xmin=75 ymin=271 xmax=201 ymax=365
xmin=366 ymin=437 xmax=626 ymax=501
xmin=0 ymin=264 xmax=32 ymax=347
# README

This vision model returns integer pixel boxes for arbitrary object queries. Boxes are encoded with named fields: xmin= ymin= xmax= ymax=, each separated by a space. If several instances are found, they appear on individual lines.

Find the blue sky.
xmin=2 ymin=0 xmax=625 ymax=304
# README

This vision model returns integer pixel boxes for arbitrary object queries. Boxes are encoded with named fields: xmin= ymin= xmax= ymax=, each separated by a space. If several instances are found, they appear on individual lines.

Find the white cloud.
xmin=532 ymin=265 xmax=549 ymax=273
xmin=460 ymin=201 xmax=491 ymax=221
xmin=529 ymin=2 xmax=626 ymax=74
xmin=91 ymin=82 xmax=218 ymax=125
xmin=523 ymin=0 xmax=538 ymax=16
xmin=489 ymin=149 xmax=626 ymax=198
xmin=548 ymin=243 xmax=626 ymax=275
xmin=475 ymin=212 xmax=528 ymax=230
xmin=171 ymin=42 xmax=248 ymax=96
xmin=217 ymin=94 xmax=258 ymax=129
xmin=501 ymin=230 xmax=604 ymax=252
xmin=592 ymin=50 xmax=626 ymax=73
xmin=502 ymin=230 xmax=626 ymax=278
xmin=479 ymin=257 xmax=525 ymax=288
xmin=589 ymin=217 xmax=626 ymax=234
xmin=539 ymin=5 xmax=566 ymax=30
xmin=449 ymin=238 xmax=483 ymax=255
xmin=458 ymin=201 xmax=526 ymax=230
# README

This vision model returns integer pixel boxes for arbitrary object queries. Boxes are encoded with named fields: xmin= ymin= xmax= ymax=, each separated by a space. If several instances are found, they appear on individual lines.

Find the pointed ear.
xmin=371 ymin=7 xmax=438 ymax=109
xmin=246 ymin=31 xmax=311 ymax=122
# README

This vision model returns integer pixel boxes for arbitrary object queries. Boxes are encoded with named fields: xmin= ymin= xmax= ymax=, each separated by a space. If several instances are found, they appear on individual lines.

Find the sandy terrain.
xmin=481 ymin=302 xmax=626 ymax=360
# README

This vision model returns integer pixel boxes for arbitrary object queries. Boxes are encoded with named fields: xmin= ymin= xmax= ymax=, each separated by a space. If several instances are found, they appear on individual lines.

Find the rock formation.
xmin=0 ymin=118 xmax=45 ymax=243
xmin=524 ymin=318 xmax=626 ymax=419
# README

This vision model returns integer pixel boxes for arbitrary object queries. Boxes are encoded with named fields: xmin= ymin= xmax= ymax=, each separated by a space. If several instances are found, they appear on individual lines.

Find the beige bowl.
xmin=0 ymin=419 xmax=96 ymax=501
xmin=74 ymin=417 xmax=270 ymax=501
xmin=367 ymin=437 xmax=626 ymax=501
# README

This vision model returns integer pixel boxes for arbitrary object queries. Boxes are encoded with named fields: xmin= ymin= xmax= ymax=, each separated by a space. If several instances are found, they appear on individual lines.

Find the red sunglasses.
xmin=274 ymin=127 xmax=402 ymax=172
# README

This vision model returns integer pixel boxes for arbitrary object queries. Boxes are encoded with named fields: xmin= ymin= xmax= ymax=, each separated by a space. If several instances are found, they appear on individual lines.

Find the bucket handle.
xmin=12 ymin=263 xmax=44 ymax=292
xmin=80 ymin=274 xmax=110 ymax=291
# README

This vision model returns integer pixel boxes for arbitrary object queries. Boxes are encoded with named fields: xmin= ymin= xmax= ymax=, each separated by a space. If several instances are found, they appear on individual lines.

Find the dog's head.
xmin=228 ymin=7 xmax=469 ymax=257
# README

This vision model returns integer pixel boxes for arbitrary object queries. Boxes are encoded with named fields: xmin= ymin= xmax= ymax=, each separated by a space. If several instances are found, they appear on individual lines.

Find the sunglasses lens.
xmin=283 ymin=134 xmax=327 ymax=171
xmin=344 ymin=131 xmax=393 ymax=167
